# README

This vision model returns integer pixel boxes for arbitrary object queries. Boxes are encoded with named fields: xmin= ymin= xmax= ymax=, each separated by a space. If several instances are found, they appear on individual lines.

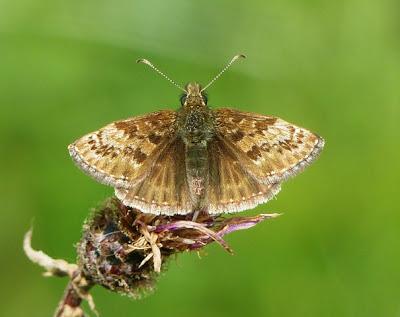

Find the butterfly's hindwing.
xmin=207 ymin=135 xmax=281 ymax=214
xmin=115 ymin=137 xmax=193 ymax=215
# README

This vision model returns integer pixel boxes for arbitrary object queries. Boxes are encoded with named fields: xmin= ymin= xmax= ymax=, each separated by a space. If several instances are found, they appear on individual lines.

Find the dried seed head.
xmin=77 ymin=197 xmax=280 ymax=298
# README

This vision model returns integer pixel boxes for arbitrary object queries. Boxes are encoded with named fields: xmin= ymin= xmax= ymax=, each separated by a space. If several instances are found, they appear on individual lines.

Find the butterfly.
xmin=69 ymin=55 xmax=324 ymax=216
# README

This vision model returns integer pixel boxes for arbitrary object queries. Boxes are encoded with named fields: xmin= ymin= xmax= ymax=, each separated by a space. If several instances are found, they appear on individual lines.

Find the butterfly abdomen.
xmin=185 ymin=143 xmax=209 ymax=210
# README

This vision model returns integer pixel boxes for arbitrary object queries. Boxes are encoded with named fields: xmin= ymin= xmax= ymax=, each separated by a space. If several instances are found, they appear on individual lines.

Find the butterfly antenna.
xmin=137 ymin=58 xmax=186 ymax=92
xmin=201 ymin=54 xmax=246 ymax=92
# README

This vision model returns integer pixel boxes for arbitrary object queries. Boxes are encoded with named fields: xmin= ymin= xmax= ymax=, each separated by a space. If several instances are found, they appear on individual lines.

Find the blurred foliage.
xmin=1 ymin=0 xmax=399 ymax=316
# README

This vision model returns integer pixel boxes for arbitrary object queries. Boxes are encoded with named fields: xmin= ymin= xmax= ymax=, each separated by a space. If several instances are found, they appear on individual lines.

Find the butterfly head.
xmin=180 ymin=82 xmax=208 ymax=107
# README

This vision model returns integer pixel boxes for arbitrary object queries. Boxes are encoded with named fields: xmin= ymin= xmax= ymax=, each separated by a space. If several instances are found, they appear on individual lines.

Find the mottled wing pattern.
xmin=68 ymin=110 xmax=177 ymax=189
xmin=214 ymin=108 xmax=324 ymax=185
xmin=115 ymin=138 xmax=192 ymax=215
xmin=207 ymin=136 xmax=281 ymax=214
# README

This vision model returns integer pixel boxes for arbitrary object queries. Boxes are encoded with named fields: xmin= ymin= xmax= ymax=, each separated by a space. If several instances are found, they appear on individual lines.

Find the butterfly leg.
xmin=191 ymin=209 xmax=200 ymax=221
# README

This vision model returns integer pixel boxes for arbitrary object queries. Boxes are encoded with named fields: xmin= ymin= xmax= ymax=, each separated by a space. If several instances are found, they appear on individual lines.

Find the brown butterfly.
xmin=69 ymin=55 xmax=324 ymax=216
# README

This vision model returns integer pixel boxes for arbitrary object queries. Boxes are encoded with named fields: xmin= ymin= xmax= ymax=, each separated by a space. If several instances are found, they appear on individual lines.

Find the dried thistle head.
xmin=77 ymin=197 xmax=279 ymax=298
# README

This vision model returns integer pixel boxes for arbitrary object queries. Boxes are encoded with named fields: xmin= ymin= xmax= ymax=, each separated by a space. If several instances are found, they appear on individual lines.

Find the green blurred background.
xmin=1 ymin=0 xmax=399 ymax=316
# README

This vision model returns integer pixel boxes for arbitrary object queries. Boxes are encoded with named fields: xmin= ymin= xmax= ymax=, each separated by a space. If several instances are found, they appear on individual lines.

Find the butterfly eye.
xmin=202 ymin=93 xmax=208 ymax=105
xmin=180 ymin=94 xmax=187 ymax=106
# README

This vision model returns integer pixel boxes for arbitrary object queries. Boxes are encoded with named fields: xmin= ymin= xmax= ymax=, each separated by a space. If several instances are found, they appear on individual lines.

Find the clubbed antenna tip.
xmin=201 ymin=53 xmax=247 ymax=92
xmin=136 ymin=58 xmax=186 ymax=92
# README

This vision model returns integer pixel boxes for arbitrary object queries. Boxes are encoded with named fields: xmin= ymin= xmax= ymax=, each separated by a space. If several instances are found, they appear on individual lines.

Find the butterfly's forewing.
xmin=214 ymin=108 xmax=324 ymax=185
xmin=207 ymin=136 xmax=281 ymax=214
xmin=68 ymin=110 xmax=177 ymax=189
xmin=115 ymin=137 xmax=192 ymax=215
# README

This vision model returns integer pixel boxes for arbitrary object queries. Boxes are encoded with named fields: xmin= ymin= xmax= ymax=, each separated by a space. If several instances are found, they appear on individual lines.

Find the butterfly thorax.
xmin=178 ymin=108 xmax=214 ymax=144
